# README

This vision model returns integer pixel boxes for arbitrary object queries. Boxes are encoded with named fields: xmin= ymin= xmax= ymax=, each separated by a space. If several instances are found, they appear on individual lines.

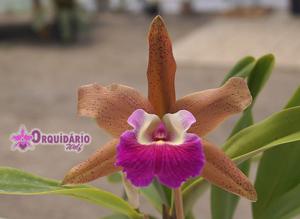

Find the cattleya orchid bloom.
xmin=63 ymin=16 xmax=257 ymax=202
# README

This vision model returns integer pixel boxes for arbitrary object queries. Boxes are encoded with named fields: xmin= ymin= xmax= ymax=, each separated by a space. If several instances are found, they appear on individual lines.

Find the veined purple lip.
xmin=116 ymin=109 xmax=206 ymax=188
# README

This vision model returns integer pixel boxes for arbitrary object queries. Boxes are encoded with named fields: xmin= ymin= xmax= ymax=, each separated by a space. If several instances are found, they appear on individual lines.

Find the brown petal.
xmin=173 ymin=77 xmax=252 ymax=136
xmin=202 ymin=140 xmax=257 ymax=201
xmin=78 ymin=83 xmax=153 ymax=137
xmin=147 ymin=16 xmax=176 ymax=118
xmin=62 ymin=139 xmax=121 ymax=185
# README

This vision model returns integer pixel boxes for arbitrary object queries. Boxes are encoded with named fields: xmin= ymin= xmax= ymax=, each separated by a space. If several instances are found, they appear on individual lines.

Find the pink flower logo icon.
xmin=10 ymin=126 xmax=33 ymax=152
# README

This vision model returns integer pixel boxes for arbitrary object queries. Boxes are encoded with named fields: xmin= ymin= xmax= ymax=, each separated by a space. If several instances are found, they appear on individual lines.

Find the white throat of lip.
xmin=136 ymin=113 xmax=187 ymax=146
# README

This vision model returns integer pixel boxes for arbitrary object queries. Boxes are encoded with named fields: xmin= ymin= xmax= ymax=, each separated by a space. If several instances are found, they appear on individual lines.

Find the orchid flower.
xmin=63 ymin=16 xmax=257 ymax=212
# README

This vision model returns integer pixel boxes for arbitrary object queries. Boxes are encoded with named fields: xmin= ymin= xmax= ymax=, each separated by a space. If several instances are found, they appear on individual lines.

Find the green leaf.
xmin=186 ymin=211 xmax=196 ymax=219
xmin=182 ymin=180 xmax=209 ymax=213
xmin=211 ymin=54 xmax=274 ymax=219
xmin=102 ymin=214 xmax=158 ymax=219
xmin=285 ymin=86 xmax=300 ymax=108
xmin=211 ymin=100 xmax=254 ymax=219
xmin=229 ymin=108 xmax=254 ymax=140
xmin=221 ymin=56 xmax=256 ymax=84
xmin=253 ymin=142 xmax=300 ymax=219
xmin=247 ymin=54 xmax=274 ymax=101
xmin=186 ymin=106 xmax=300 ymax=216
xmin=102 ymin=214 xmax=129 ymax=219
xmin=253 ymin=87 xmax=300 ymax=219
xmin=211 ymin=111 xmax=253 ymax=219
xmin=141 ymin=182 xmax=165 ymax=213
xmin=184 ymin=55 xmax=273 ymax=217
xmin=184 ymin=56 xmax=256 ymax=216
xmin=211 ymin=161 xmax=250 ymax=219
xmin=224 ymin=106 xmax=300 ymax=164
xmin=210 ymin=101 xmax=253 ymax=219
xmin=107 ymin=172 xmax=122 ymax=183
xmin=154 ymin=180 xmax=172 ymax=208
xmin=0 ymin=167 xmax=142 ymax=219
xmin=139 ymin=178 xmax=171 ymax=214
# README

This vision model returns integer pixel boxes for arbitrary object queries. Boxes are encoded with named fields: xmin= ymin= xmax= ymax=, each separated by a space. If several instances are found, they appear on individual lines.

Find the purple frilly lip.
xmin=116 ymin=109 xmax=206 ymax=188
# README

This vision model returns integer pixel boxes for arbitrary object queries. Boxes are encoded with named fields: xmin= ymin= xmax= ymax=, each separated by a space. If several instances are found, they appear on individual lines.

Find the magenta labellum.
xmin=116 ymin=109 xmax=206 ymax=188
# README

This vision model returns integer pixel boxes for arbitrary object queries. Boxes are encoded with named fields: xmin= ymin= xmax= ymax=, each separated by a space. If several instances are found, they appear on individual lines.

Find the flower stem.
xmin=173 ymin=188 xmax=184 ymax=219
